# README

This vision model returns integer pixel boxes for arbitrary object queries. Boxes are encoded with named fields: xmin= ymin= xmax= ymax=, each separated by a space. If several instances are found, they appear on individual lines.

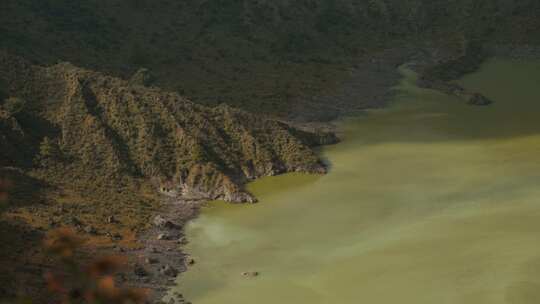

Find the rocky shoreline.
xmin=127 ymin=48 xmax=414 ymax=304
xmin=413 ymin=43 xmax=540 ymax=107
xmin=120 ymin=198 xmax=202 ymax=304
xmin=123 ymin=43 xmax=540 ymax=304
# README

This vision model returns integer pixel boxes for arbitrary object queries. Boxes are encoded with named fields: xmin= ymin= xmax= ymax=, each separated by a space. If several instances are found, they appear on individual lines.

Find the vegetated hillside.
xmin=0 ymin=51 xmax=330 ymax=205
xmin=2 ymin=0 xmax=539 ymax=117
xmin=0 ymin=51 xmax=335 ymax=301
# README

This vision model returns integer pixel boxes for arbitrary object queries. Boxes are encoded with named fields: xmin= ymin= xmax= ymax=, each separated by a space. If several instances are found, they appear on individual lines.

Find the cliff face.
xmin=0 ymin=52 xmax=328 ymax=203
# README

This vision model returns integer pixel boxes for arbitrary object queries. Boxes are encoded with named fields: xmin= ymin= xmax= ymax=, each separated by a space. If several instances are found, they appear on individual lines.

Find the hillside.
xmin=0 ymin=51 xmax=332 ymax=203
xmin=2 ymin=1 xmax=540 ymax=302
xmin=0 ymin=51 xmax=339 ymax=299
xmin=2 ymin=0 xmax=539 ymax=117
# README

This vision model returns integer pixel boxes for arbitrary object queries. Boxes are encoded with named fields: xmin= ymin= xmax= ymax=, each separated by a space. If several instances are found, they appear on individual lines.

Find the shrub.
xmin=2 ymin=97 xmax=26 ymax=116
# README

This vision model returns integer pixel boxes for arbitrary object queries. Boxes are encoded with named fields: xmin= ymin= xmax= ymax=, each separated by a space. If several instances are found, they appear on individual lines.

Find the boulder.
xmin=153 ymin=215 xmax=167 ymax=227
xmin=241 ymin=271 xmax=259 ymax=278
xmin=160 ymin=265 xmax=178 ymax=277
xmin=154 ymin=215 xmax=178 ymax=229
xmin=157 ymin=233 xmax=170 ymax=240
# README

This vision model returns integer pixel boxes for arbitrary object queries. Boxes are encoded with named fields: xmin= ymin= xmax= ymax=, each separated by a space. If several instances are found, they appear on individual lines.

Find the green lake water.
xmin=171 ymin=59 xmax=540 ymax=304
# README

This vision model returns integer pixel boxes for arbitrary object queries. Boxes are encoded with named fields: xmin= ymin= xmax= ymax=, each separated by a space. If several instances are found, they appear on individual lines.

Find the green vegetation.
xmin=423 ymin=41 xmax=487 ymax=82
xmin=0 ymin=52 xmax=329 ymax=301
xmin=0 ymin=50 xmax=327 ymax=213
xmin=1 ymin=97 xmax=26 ymax=116
xmin=1 ymin=1 xmax=540 ymax=301
xmin=1 ymin=0 xmax=539 ymax=116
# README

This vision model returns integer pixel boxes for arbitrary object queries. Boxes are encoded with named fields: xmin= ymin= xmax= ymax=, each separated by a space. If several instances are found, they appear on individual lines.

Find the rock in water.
xmin=241 ymin=271 xmax=259 ymax=278
xmin=467 ymin=93 xmax=493 ymax=106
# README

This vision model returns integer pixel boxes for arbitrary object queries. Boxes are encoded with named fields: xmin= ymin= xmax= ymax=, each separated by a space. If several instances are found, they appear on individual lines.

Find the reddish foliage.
xmin=44 ymin=229 xmax=148 ymax=303
xmin=44 ymin=228 xmax=84 ymax=259
xmin=87 ymin=255 xmax=127 ymax=277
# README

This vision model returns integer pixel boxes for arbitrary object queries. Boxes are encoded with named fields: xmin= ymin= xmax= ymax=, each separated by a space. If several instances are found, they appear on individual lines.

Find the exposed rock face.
xmin=0 ymin=52 xmax=329 ymax=202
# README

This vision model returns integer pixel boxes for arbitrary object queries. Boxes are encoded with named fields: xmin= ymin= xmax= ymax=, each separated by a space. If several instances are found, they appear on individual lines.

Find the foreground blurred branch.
xmin=44 ymin=228 xmax=148 ymax=304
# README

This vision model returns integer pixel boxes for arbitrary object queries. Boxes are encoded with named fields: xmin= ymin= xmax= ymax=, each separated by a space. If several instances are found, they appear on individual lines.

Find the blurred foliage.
xmin=43 ymin=228 xmax=148 ymax=304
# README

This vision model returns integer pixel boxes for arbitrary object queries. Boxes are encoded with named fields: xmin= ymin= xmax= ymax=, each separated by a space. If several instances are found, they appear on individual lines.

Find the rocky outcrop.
xmin=417 ymin=77 xmax=494 ymax=106
xmin=466 ymin=93 xmax=493 ymax=106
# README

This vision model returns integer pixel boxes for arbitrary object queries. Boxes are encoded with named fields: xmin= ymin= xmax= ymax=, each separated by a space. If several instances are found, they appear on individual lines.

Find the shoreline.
xmin=134 ymin=47 xmax=414 ymax=304
xmin=123 ymin=198 xmax=203 ymax=304
xmin=126 ymin=43 xmax=540 ymax=304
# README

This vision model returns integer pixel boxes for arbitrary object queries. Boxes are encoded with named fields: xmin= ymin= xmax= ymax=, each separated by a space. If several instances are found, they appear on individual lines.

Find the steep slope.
xmin=0 ymin=51 xmax=330 ymax=203
xmin=2 ymin=0 xmax=539 ymax=117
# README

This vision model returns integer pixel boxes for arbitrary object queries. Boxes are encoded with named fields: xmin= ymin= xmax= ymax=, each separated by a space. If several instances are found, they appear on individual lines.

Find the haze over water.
xmin=172 ymin=59 xmax=540 ymax=304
